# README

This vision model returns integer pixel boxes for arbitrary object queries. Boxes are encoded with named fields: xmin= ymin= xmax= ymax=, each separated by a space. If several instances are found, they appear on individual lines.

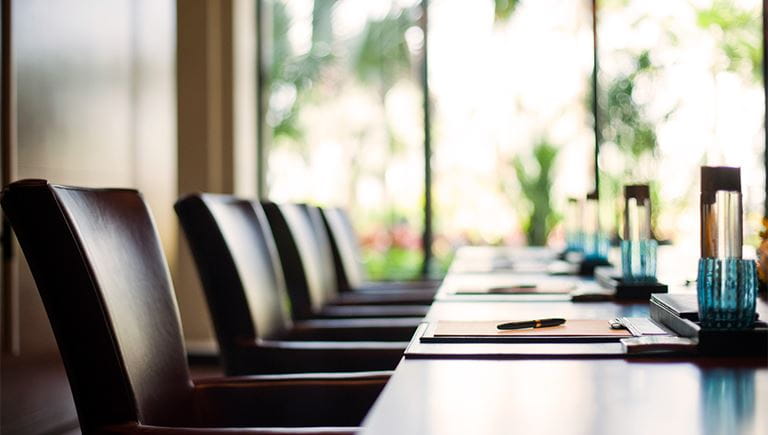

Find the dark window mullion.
xmin=420 ymin=0 xmax=433 ymax=278
xmin=763 ymin=0 xmax=767 ymax=216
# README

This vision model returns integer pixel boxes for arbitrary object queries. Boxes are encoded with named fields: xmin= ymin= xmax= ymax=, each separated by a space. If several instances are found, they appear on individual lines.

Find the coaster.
xmin=578 ymin=257 xmax=612 ymax=276
xmin=595 ymin=267 xmax=668 ymax=300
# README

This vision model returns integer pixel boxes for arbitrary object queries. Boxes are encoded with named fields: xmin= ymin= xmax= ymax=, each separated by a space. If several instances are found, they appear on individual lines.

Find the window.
xmin=598 ymin=0 xmax=764 ymax=268
xmin=429 ymin=0 xmax=594 ymax=273
xmin=262 ymin=0 xmax=426 ymax=279
xmin=257 ymin=0 xmax=766 ymax=279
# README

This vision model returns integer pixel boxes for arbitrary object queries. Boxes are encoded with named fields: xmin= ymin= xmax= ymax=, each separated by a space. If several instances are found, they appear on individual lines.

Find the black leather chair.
xmin=262 ymin=202 xmax=434 ymax=311
xmin=175 ymin=194 xmax=416 ymax=375
xmin=319 ymin=207 xmax=441 ymax=294
xmin=1 ymin=179 xmax=389 ymax=434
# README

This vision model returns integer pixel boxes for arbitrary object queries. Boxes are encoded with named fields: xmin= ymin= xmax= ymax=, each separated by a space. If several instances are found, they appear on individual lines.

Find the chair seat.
xmin=192 ymin=372 xmax=389 ymax=427
xmin=282 ymin=317 xmax=421 ymax=342
xmin=352 ymin=279 xmax=441 ymax=293
xmin=330 ymin=290 xmax=435 ymax=306
xmin=101 ymin=423 xmax=358 ymax=434
xmin=100 ymin=372 xmax=391 ymax=433
xmin=315 ymin=304 xmax=429 ymax=319
xmin=226 ymin=339 xmax=406 ymax=375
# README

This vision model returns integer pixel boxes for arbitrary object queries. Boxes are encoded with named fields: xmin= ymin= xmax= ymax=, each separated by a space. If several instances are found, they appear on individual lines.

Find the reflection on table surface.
xmin=362 ymin=359 xmax=768 ymax=435
xmin=701 ymin=369 xmax=759 ymax=435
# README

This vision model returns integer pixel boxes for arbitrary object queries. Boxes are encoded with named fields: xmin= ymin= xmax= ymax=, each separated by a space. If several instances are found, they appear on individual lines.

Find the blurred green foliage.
xmin=602 ymin=51 xmax=657 ymax=159
xmin=267 ymin=0 xmax=336 ymax=142
xmin=598 ymin=50 xmax=661 ymax=237
xmin=352 ymin=9 xmax=415 ymax=155
xmin=492 ymin=1 xmax=562 ymax=246
xmin=353 ymin=11 xmax=413 ymax=94
xmin=697 ymin=0 xmax=762 ymax=82
xmin=266 ymin=0 xmax=424 ymax=278
xmin=494 ymin=0 xmax=519 ymax=23
xmin=512 ymin=140 xmax=561 ymax=246
xmin=350 ymin=9 xmax=423 ymax=278
xmin=364 ymin=247 xmax=423 ymax=281
xmin=598 ymin=0 xmax=761 ymax=241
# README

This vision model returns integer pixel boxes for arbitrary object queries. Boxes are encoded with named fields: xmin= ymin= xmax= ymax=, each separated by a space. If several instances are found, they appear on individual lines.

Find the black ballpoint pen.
xmin=497 ymin=318 xmax=566 ymax=330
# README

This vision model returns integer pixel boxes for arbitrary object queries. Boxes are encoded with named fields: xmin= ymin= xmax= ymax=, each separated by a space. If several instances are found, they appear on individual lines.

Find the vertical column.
xmin=234 ymin=0 xmax=257 ymax=198
xmin=178 ymin=0 xmax=234 ymax=196
xmin=1 ymin=0 xmax=18 ymax=355
xmin=177 ymin=0 xmax=236 ymax=344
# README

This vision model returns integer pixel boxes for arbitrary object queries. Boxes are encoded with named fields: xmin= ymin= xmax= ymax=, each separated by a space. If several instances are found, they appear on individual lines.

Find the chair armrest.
xmin=99 ymin=422 xmax=357 ymax=434
xmin=331 ymin=291 xmax=434 ymax=306
xmin=192 ymin=373 xmax=389 ymax=428
xmin=357 ymin=280 xmax=441 ymax=292
xmin=285 ymin=318 xmax=419 ymax=341
xmin=227 ymin=339 xmax=405 ymax=375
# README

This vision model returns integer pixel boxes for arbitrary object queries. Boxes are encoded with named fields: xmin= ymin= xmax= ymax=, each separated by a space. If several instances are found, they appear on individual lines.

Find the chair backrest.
xmin=261 ymin=202 xmax=339 ymax=318
xmin=1 ymin=180 xmax=194 ymax=432
xmin=303 ymin=204 xmax=342 ymax=298
xmin=174 ymin=194 xmax=293 ymax=354
xmin=320 ymin=207 xmax=367 ymax=291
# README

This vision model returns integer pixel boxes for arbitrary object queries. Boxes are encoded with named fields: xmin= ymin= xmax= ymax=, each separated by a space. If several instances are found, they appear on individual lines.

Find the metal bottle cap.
xmin=624 ymin=184 xmax=650 ymax=202
xmin=701 ymin=166 xmax=741 ymax=204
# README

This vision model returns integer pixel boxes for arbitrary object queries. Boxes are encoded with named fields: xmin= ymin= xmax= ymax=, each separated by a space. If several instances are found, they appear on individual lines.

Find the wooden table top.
xmin=362 ymin=357 xmax=768 ymax=435
xmin=360 ymin=247 xmax=768 ymax=435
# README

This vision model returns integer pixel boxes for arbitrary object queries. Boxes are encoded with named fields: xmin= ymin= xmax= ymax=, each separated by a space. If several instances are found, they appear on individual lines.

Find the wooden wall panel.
xmin=2 ymin=1 xmax=175 ymax=433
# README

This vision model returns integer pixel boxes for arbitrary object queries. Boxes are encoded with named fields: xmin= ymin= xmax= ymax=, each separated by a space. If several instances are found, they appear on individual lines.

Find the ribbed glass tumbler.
xmin=697 ymin=258 xmax=757 ymax=330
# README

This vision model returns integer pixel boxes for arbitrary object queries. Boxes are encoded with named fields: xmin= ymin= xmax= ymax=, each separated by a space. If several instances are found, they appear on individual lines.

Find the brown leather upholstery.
xmin=318 ymin=207 xmax=440 ymax=294
xmin=289 ymin=205 xmax=433 ymax=309
xmin=1 ymin=180 xmax=388 ymax=434
xmin=267 ymin=204 xmax=338 ymax=313
xmin=175 ymin=195 xmax=293 ymax=351
xmin=317 ymin=207 xmax=367 ymax=291
xmin=262 ymin=202 xmax=434 ymax=309
xmin=174 ymin=194 xmax=413 ymax=375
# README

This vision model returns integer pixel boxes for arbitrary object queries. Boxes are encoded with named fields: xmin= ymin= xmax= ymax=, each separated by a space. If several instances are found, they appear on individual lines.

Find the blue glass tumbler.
xmin=697 ymin=257 xmax=757 ymax=329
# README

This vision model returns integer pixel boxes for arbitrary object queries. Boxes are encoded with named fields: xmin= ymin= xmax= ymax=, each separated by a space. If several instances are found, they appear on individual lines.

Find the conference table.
xmin=360 ymin=246 xmax=768 ymax=435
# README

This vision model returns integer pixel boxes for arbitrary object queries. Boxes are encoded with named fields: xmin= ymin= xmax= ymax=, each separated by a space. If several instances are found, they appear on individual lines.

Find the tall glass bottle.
xmin=621 ymin=184 xmax=657 ymax=282
xmin=697 ymin=166 xmax=756 ymax=330
xmin=565 ymin=197 xmax=583 ymax=252
xmin=583 ymin=191 xmax=608 ymax=261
